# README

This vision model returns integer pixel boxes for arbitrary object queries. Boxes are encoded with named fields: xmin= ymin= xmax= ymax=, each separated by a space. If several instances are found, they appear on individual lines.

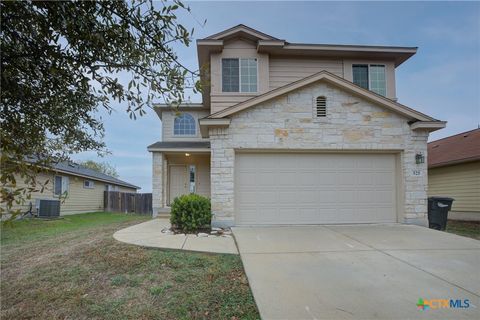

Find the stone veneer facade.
xmin=152 ymin=152 xmax=165 ymax=216
xmin=209 ymin=81 xmax=429 ymax=227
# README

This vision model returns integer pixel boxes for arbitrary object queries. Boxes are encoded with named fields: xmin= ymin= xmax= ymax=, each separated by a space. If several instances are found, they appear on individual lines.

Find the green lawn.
xmin=1 ymin=212 xmax=259 ymax=320
xmin=1 ymin=211 xmax=149 ymax=245
xmin=446 ymin=220 xmax=480 ymax=240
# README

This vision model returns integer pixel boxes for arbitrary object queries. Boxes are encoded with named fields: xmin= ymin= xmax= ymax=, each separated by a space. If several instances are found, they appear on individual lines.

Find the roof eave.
xmin=257 ymin=42 xmax=418 ymax=67
xmin=147 ymin=147 xmax=211 ymax=153
xmin=198 ymin=118 xmax=231 ymax=138
xmin=153 ymin=103 xmax=209 ymax=120
xmin=429 ymin=157 xmax=480 ymax=169
xmin=51 ymin=168 xmax=140 ymax=189
xmin=410 ymin=121 xmax=447 ymax=132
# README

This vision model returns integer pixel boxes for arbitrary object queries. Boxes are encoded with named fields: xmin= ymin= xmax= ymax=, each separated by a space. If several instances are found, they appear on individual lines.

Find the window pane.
xmin=352 ymin=64 xmax=369 ymax=90
xmin=174 ymin=113 xmax=196 ymax=136
xmin=240 ymin=58 xmax=257 ymax=92
xmin=189 ymin=165 xmax=196 ymax=193
xmin=54 ymin=176 xmax=62 ymax=195
xmin=222 ymin=58 xmax=239 ymax=92
xmin=369 ymin=65 xmax=386 ymax=96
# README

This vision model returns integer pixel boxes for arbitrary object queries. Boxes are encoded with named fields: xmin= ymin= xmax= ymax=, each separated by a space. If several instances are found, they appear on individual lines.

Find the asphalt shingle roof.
xmin=428 ymin=128 xmax=480 ymax=168
xmin=49 ymin=161 xmax=140 ymax=189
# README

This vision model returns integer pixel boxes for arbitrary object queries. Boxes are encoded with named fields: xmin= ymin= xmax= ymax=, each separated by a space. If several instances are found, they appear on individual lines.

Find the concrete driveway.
xmin=232 ymin=224 xmax=480 ymax=319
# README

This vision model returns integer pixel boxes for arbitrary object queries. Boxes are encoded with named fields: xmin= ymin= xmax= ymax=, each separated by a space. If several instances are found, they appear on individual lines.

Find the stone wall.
xmin=152 ymin=152 xmax=164 ymax=217
xmin=209 ymin=81 xmax=430 ymax=227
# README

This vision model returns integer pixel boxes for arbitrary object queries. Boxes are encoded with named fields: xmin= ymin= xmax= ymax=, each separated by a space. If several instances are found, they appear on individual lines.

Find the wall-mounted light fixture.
xmin=415 ymin=153 xmax=425 ymax=164
xmin=185 ymin=153 xmax=190 ymax=157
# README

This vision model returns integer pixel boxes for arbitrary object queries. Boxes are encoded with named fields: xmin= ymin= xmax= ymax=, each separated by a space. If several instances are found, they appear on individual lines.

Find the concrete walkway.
xmin=233 ymin=224 xmax=480 ymax=320
xmin=114 ymin=219 xmax=238 ymax=254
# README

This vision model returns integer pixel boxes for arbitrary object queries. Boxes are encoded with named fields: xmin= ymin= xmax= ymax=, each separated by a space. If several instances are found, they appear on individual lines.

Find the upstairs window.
xmin=315 ymin=96 xmax=327 ymax=117
xmin=352 ymin=64 xmax=386 ymax=96
xmin=352 ymin=65 xmax=369 ymax=90
xmin=222 ymin=58 xmax=257 ymax=93
xmin=174 ymin=113 xmax=196 ymax=136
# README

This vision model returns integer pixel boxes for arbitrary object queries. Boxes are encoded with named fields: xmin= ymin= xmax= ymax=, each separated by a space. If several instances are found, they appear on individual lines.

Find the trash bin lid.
xmin=428 ymin=196 xmax=455 ymax=201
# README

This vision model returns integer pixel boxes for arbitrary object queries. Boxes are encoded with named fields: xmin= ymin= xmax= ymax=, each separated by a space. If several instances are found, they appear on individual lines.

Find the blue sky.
xmin=72 ymin=1 xmax=480 ymax=192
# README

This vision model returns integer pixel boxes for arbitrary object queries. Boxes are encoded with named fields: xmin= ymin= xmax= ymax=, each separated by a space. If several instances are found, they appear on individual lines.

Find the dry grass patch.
xmin=446 ymin=220 xmax=480 ymax=240
xmin=1 ymin=212 xmax=259 ymax=320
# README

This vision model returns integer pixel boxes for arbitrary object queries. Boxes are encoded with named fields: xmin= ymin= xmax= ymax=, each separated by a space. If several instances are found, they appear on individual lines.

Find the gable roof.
xmin=204 ymin=24 xmax=280 ymax=41
xmin=428 ymin=128 xmax=480 ymax=168
xmin=206 ymin=70 xmax=441 ymax=124
xmin=196 ymin=24 xmax=418 ymax=109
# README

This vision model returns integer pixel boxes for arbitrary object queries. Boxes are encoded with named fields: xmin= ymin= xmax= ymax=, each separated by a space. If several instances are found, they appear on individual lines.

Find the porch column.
xmin=152 ymin=152 xmax=164 ymax=217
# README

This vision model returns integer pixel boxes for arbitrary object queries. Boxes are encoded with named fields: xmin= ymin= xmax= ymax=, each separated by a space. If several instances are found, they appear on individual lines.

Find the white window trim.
xmin=173 ymin=113 xmax=196 ymax=137
xmin=221 ymin=58 xmax=259 ymax=93
xmin=352 ymin=63 xmax=387 ymax=96
xmin=83 ymin=180 xmax=95 ymax=189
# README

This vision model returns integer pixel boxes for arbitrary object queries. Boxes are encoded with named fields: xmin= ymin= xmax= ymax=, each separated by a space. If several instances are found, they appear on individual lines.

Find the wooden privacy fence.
xmin=104 ymin=191 xmax=152 ymax=215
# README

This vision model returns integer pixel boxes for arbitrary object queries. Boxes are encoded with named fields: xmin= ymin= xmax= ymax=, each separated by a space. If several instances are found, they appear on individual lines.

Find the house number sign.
xmin=412 ymin=170 xmax=421 ymax=176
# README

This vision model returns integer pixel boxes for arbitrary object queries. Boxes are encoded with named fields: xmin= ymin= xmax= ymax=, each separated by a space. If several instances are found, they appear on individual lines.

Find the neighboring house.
xmin=428 ymin=128 xmax=480 ymax=221
xmin=6 ymin=161 xmax=139 ymax=216
xmin=148 ymin=24 xmax=445 ymax=227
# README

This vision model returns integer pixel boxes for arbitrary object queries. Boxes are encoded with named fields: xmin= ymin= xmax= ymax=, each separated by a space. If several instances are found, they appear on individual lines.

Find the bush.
xmin=170 ymin=194 xmax=211 ymax=232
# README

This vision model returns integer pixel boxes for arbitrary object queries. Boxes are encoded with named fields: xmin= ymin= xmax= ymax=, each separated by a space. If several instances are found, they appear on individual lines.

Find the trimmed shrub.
xmin=170 ymin=194 xmax=211 ymax=232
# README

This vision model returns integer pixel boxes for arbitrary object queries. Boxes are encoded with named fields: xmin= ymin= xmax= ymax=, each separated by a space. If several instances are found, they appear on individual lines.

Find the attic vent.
xmin=316 ymin=96 xmax=327 ymax=117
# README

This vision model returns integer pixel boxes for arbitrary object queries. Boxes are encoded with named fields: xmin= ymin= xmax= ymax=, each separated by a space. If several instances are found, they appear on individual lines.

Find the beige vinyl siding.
xmin=2 ymin=171 xmax=137 ymax=216
xmin=269 ymin=57 xmax=343 ymax=90
xmin=60 ymin=176 xmax=105 ymax=214
xmin=428 ymin=161 xmax=480 ymax=213
xmin=60 ymin=178 xmax=136 ymax=215
xmin=210 ymin=95 xmax=257 ymax=114
xmin=210 ymin=38 xmax=270 ymax=113
xmin=1 ymin=171 xmax=55 ymax=214
xmin=161 ymin=110 xmax=210 ymax=141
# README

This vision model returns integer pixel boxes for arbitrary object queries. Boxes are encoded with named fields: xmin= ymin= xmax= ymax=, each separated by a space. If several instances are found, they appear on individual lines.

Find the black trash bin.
xmin=428 ymin=197 xmax=454 ymax=230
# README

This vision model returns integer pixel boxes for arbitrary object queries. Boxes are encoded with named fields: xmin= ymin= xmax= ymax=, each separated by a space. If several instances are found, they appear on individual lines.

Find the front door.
xmin=169 ymin=165 xmax=188 ymax=204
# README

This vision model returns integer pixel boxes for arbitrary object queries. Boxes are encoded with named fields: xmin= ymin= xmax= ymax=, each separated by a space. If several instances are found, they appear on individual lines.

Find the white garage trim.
xmin=234 ymin=151 xmax=402 ymax=225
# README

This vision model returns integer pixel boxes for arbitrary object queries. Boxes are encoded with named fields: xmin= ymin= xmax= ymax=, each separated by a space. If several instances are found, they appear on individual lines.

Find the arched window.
xmin=174 ymin=113 xmax=196 ymax=135
xmin=315 ymin=96 xmax=327 ymax=117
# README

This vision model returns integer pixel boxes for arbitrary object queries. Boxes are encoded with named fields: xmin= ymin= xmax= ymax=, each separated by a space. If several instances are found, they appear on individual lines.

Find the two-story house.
xmin=148 ymin=24 xmax=445 ymax=227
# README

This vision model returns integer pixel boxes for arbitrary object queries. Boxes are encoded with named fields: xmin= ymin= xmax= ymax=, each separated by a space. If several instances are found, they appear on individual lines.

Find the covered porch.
xmin=149 ymin=141 xmax=211 ymax=217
